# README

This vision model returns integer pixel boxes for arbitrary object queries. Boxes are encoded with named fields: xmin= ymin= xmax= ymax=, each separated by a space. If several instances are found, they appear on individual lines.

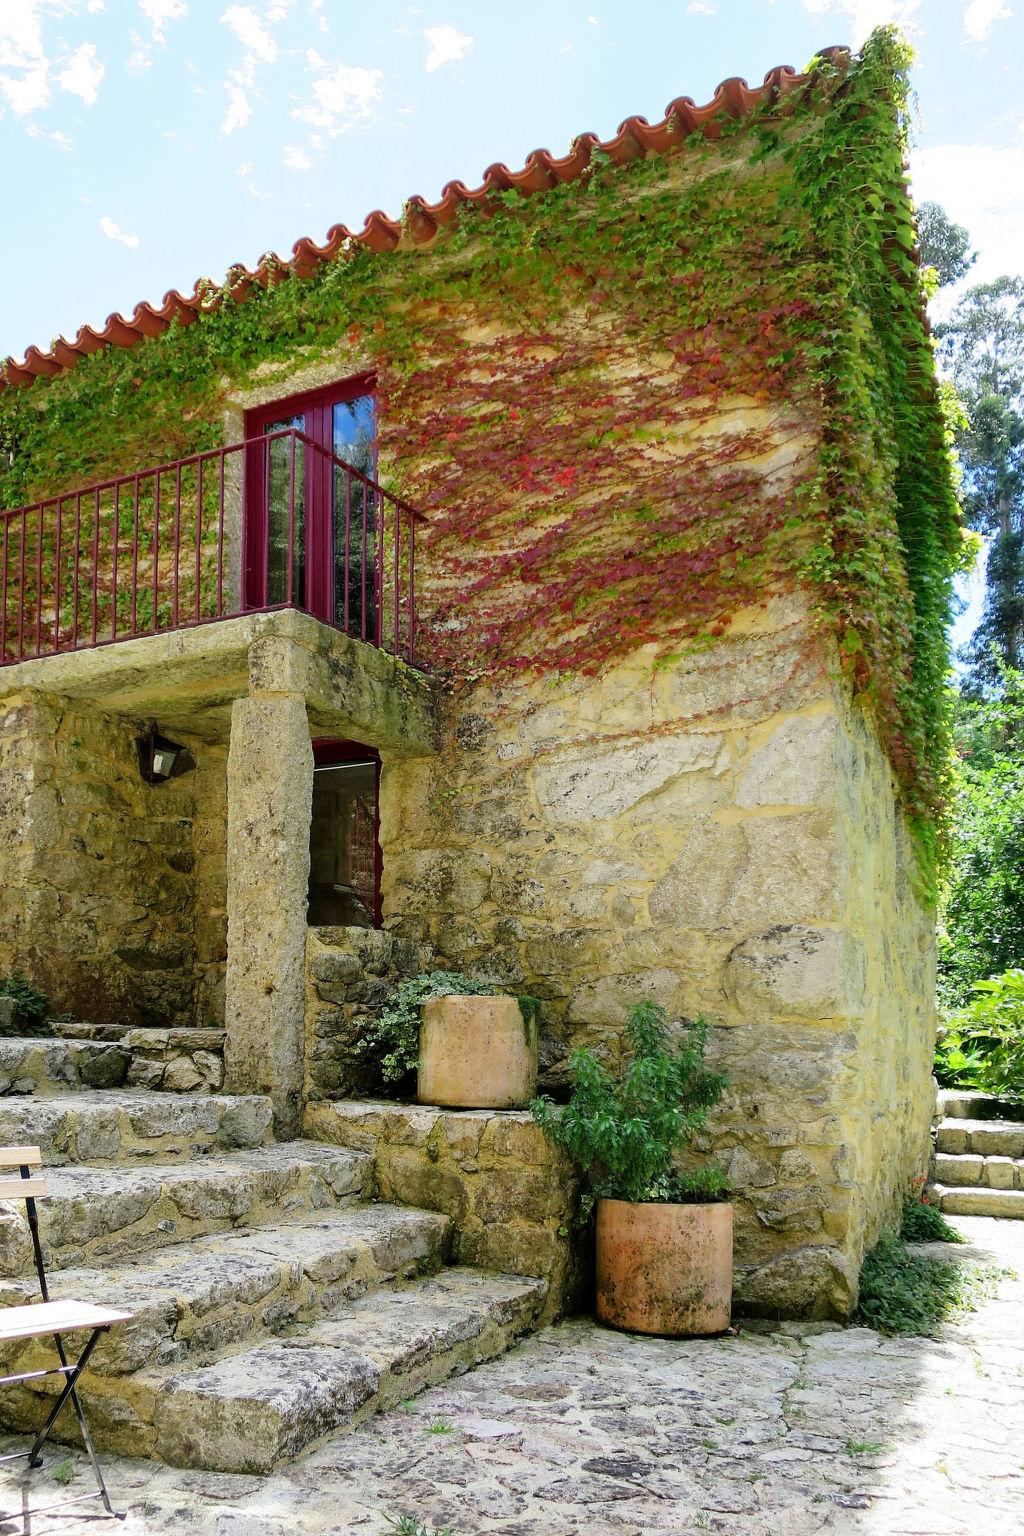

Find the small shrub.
xmin=0 ymin=973 xmax=50 ymax=1034
xmin=359 ymin=971 xmax=537 ymax=1085
xmin=384 ymin=1516 xmax=453 ymax=1536
xmin=935 ymin=968 xmax=1024 ymax=1102
xmin=900 ymin=1186 xmax=965 ymax=1245
xmin=359 ymin=971 xmax=503 ymax=1084
xmin=856 ymin=1235 xmax=1006 ymax=1335
xmin=531 ymin=1001 xmax=728 ymax=1218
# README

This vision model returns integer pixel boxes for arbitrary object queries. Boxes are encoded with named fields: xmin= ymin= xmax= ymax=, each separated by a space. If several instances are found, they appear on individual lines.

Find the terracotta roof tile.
xmin=1 ymin=47 xmax=850 ymax=390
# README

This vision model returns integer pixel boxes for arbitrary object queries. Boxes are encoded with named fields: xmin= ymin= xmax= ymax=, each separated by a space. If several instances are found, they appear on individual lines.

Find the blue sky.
xmin=2 ymin=0 xmax=1021 ymax=643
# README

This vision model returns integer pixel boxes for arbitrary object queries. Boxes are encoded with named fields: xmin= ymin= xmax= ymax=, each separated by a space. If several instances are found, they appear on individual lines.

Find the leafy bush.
xmin=856 ymin=1235 xmax=1005 ymax=1335
xmin=531 ymin=1002 xmax=728 ymax=1217
xmin=935 ymin=968 xmax=1024 ymax=1102
xmin=359 ymin=971 xmax=507 ymax=1084
xmin=939 ymin=669 xmax=1024 ymax=1009
xmin=900 ymin=1189 xmax=966 ymax=1244
xmin=0 ymin=973 xmax=50 ymax=1034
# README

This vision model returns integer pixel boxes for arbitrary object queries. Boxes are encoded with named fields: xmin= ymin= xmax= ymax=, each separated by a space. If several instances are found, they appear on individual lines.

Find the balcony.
xmin=0 ymin=428 xmax=424 ymax=670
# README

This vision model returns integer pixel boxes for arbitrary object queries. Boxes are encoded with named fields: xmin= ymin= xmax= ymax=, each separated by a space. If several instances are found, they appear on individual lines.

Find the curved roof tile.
xmin=1 ymin=48 xmax=850 ymax=390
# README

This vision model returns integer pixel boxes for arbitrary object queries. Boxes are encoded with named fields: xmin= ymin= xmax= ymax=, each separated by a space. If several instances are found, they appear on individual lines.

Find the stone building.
xmin=0 ymin=29 xmax=959 ymax=1332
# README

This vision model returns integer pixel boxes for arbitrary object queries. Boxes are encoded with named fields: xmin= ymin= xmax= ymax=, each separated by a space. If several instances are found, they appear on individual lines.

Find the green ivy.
xmin=0 ymin=28 xmax=961 ymax=898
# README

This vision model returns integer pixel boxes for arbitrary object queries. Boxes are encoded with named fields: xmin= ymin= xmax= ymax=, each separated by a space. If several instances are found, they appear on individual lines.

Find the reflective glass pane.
xmin=265 ymin=416 xmax=304 ymax=607
xmin=308 ymin=758 xmax=378 ymax=926
xmin=331 ymin=396 xmax=376 ymax=636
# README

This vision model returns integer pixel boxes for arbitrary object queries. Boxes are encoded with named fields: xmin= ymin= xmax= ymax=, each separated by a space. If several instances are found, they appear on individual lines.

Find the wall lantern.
xmin=136 ymin=725 xmax=195 ymax=785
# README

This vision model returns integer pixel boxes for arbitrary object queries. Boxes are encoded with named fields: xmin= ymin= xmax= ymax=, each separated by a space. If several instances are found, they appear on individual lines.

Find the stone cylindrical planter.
xmin=417 ymin=994 xmax=538 ymax=1109
xmin=595 ymin=1198 xmax=732 ymax=1337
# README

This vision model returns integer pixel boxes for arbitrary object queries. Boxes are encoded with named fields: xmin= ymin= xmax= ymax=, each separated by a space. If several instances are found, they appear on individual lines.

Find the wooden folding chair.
xmin=0 ymin=1146 xmax=133 ymax=1523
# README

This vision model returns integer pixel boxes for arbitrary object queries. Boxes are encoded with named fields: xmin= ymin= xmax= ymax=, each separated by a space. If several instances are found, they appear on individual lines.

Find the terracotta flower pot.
xmin=595 ymin=1197 xmax=732 ymax=1337
xmin=417 ymin=994 xmax=538 ymax=1109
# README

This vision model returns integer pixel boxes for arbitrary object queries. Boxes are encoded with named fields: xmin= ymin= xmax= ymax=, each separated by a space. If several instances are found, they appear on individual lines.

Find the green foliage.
xmin=384 ymin=1517 xmax=453 ymax=1536
xmin=50 ymin=1458 xmax=77 ymax=1486
xmin=856 ymin=1234 xmax=1006 ymax=1334
xmin=359 ymin=971 xmax=503 ymax=1084
xmin=900 ymin=1190 xmax=966 ymax=1244
xmin=916 ymin=201 xmax=976 ymax=290
xmin=935 ymin=968 xmax=1024 ymax=1102
xmin=937 ymin=278 xmax=1024 ymax=689
xmin=939 ymin=667 xmax=1024 ymax=1006
xmin=0 ymin=30 xmax=961 ymax=893
xmin=0 ymin=972 xmax=50 ymax=1032
xmin=531 ymin=1002 xmax=728 ymax=1215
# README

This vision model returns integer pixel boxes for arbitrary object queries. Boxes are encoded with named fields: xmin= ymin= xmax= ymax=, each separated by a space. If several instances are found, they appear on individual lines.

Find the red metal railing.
xmin=0 ymin=428 xmax=424 ymax=667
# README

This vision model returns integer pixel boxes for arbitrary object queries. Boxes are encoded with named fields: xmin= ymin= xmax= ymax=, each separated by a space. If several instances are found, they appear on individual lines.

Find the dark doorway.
xmin=308 ymin=739 xmax=382 ymax=928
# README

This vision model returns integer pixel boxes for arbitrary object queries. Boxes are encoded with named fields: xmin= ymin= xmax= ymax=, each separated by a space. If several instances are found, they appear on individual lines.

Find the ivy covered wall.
xmin=0 ymin=29 xmax=962 ymax=896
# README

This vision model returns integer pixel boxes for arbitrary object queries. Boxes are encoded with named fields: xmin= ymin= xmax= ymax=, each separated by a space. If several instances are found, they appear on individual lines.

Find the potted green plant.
xmin=360 ymin=971 xmax=540 ymax=1109
xmin=532 ymin=1001 xmax=731 ymax=1336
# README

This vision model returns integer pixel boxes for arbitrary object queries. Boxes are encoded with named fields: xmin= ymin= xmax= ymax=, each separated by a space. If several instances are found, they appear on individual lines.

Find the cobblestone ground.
xmin=2 ymin=1215 xmax=1022 ymax=1536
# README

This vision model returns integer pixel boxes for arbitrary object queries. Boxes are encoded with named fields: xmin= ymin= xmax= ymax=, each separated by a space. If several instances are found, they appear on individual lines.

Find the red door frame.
xmin=311 ymin=737 xmax=383 ymax=928
xmin=243 ymin=373 xmax=377 ymax=622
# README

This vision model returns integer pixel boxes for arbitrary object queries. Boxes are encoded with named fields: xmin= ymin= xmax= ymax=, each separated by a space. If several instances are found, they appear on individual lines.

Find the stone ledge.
xmin=304 ymin=1099 xmax=582 ymax=1323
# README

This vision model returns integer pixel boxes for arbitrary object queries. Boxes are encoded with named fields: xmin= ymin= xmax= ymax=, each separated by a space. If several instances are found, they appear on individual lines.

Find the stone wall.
xmin=379 ymin=593 xmax=937 ymax=1317
xmin=305 ymin=926 xmax=429 ymax=1101
xmin=0 ymin=690 xmax=215 ymax=1029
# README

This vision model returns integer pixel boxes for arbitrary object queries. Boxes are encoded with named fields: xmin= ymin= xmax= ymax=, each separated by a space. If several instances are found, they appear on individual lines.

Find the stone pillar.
xmin=224 ymin=692 xmax=313 ymax=1135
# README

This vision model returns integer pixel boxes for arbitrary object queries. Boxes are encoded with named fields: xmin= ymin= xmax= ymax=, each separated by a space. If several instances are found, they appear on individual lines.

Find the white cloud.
xmin=688 ymin=0 xmax=716 ymax=11
xmin=100 ymin=216 xmax=140 ymax=248
xmin=139 ymin=0 xmax=188 ymax=43
xmin=422 ymin=22 xmax=472 ymax=72
xmin=796 ymin=0 xmax=920 ymax=47
xmin=57 ymin=42 xmax=105 ymax=105
xmin=293 ymin=51 xmax=383 ymax=132
xmin=26 ymin=122 xmax=72 ymax=148
xmin=283 ymin=143 xmax=312 ymax=170
xmin=220 ymin=5 xmax=277 ymax=63
xmin=0 ymin=0 xmax=49 ymax=114
xmin=221 ymin=70 xmax=251 ymax=132
xmin=909 ymin=142 xmax=1024 ymax=295
xmin=962 ymin=0 xmax=1013 ymax=41
xmin=587 ymin=14 xmax=600 ymax=23
xmin=87 ymin=0 xmax=106 ymax=12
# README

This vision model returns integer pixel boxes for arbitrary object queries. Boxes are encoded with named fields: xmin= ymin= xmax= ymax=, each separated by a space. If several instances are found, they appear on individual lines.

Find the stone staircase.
xmin=0 ymin=1031 xmax=547 ymax=1473
xmin=929 ymin=1088 xmax=1024 ymax=1219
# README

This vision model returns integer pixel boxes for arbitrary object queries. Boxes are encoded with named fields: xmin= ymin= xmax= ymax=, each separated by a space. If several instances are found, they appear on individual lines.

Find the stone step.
xmin=936 ymin=1088 xmax=1023 ymax=1122
xmin=930 ymin=1183 xmax=1024 ymax=1220
xmin=0 ymin=1029 xmax=228 ymax=1096
xmin=151 ymin=1267 xmax=547 ymax=1471
xmin=932 ymin=1151 xmax=1024 ymax=1192
xmin=0 ymin=1142 xmax=371 ymax=1275
xmin=935 ymin=1117 xmax=1024 ymax=1159
xmin=49 ymin=1021 xmax=131 ymax=1042
xmin=0 ymin=1203 xmax=453 ymax=1380
xmin=0 ymin=1089 xmax=272 ymax=1168
xmin=0 ymin=1037 xmax=132 ymax=1094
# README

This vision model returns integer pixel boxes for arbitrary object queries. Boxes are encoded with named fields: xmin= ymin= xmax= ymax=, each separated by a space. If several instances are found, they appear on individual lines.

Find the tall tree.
xmin=917 ymin=201 xmax=976 ymax=289
xmin=937 ymin=277 xmax=1024 ymax=689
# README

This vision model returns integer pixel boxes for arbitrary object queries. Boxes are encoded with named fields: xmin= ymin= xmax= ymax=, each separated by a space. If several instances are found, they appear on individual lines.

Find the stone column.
xmin=224 ymin=691 xmax=313 ymax=1135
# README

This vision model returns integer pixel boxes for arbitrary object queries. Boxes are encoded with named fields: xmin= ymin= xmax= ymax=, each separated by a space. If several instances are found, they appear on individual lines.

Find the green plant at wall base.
xmin=531 ymin=1002 xmax=728 ymax=1220
xmin=0 ymin=973 xmax=50 ymax=1032
xmin=358 ymin=971 xmax=537 ymax=1084
xmin=855 ymin=1235 xmax=1007 ymax=1335
xmin=0 ymin=30 xmax=961 ymax=897
xmin=900 ymin=1183 xmax=966 ymax=1244
xmin=934 ymin=969 xmax=1024 ymax=1102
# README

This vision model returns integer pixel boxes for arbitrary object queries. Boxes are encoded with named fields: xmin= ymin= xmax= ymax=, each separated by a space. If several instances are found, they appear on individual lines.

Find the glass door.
xmin=244 ymin=377 xmax=376 ymax=633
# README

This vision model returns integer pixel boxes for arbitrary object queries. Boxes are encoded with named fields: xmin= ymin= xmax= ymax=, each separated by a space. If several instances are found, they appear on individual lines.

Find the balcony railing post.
xmin=408 ymin=512 xmax=416 ymax=665
xmin=90 ymin=488 xmax=101 ymax=647
xmin=130 ymin=476 xmax=140 ymax=636
xmin=111 ymin=485 xmax=120 ymax=642
xmin=1 ymin=516 xmax=8 ymax=662
xmin=35 ymin=503 xmax=44 ymax=657
xmin=375 ymin=484 xmax=384 ymax=649
xmin=152 ymin=472 xmax=160 ymax=633
xmin=195 ymin=459 xmax=203 ymax=624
